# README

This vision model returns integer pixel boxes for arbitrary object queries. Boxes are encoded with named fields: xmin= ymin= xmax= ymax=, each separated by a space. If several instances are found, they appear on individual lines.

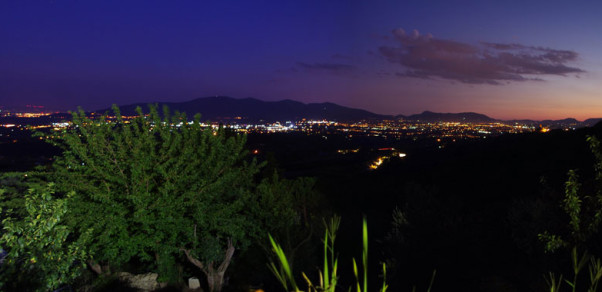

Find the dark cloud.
xmin=295 ymin=62 xmax=356 ymax=73
xmin=380 ymin=29 xmax=584 ymax=85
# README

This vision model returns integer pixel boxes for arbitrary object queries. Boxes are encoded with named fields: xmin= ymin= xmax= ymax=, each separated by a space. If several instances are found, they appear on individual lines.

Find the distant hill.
xmin=2 ymin=96 xmax=601 ymax=130
xmin=404 ymin=111 xmax=496 ymax=123
xmin=507 ymin=118 xmax=599 ymax=128
xmin=88 ymin=96 xmax=602 ymax=127
xmin=543 ymin=118 xmax=579 ymax=124
xmin=100 ymin=96 xmax=390 ymax=122
xmin=585 ymin=118 xmax=602 ymax=127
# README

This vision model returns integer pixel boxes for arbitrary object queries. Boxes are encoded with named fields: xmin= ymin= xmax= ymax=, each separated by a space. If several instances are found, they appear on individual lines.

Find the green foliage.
xmin=538 ymin=231 xmax=567 ymax=253
xmin=587 ymin=136 xmax=602 ymax=182
xmin=258 ymin=174 xmax=324 ymax=275
xmin=156 ymin=250 xmax=181 ymax=284
xmin=426 ymin=270 xmax=437 ymax=292
xmin=539 ymin=171 xmax=602 ymax=253
xmin=539 ymin=135 xmax=602 ymax=291
xmin=268 ymin=234 xmax=298 ymax=291
xmin=0 ymin=172 xmax=47 ymax=220
xmin=49 ymin=105 xmax=273 ymax=289
xmin=0 ymin=183 xmax=91 ymax=291
xmin=565 ymin=247 xmax=590 ymax=292
xmin=253 ymin=174 xmax=314 ymax=241
xmin=538 ymin=172 xmax=601 ymax=292
xmin=352 ymin=217 xmax=368 ymax=292
xmin=588 ymin=257 xmax=602 ymax=292
xmin=545 ymin=272 xmax=563 ymax=292
xmin=565 ymin=170 xmax=583 ymax=238
xmin=321 ymin=216 xmax=340 ymax=292
xmin=381 ymin=262 xmax=389 ymax=292
xmin=268 ymin=216 xmax=340 ymax=292
xmin=268 ymin=217 xmax=393 ymax=292
xmin=542 ymin=246 xmax=602 ymax=292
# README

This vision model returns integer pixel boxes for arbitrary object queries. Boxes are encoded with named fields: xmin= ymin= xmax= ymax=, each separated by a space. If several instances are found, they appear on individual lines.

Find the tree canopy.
xmin=0 ymin=183 xmax=90 ymax=291
xmin=49 ymin=105 xmax=294 ymax=291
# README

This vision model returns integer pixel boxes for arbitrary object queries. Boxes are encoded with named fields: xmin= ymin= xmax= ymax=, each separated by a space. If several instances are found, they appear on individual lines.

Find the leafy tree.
xmin=49 ymin=105 xmax=285 ymax=291
xmin=538 ymin=136 xmax=602 ymax=291
xmin=539 ymin=136 xmax=602 ymax=252
xmin=255 ymin=175 xmax=325 ymax=267
xmin=0 ymin=172 xmax=47 ymax=220
xmin=0 ymin=183 xmax=91 ymax=291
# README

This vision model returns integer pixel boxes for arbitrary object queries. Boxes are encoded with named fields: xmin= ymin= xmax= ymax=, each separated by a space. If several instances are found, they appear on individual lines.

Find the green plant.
xmin=544 ymin=272 xmax=563 ymax=292
xmin=268 ymin=216 xmax=394 ymax=292
xmin=49 ymin=105 xmax=297 ymax=291
xmin=255 ymin=174 xmax=321 ymax=270
xmin=352 ymin=218 xmax=368 ymax=292
xmin=426 ymin=269 xmax=437 ymax=292
xmin=588 ymin=257 xmax=602 ymax=292
xmin=268 ymin=233 xmax=298 ymax=291
xmin=0 ymin=184 xmax=91 ymax=291
xmin=545 ymin=247 xmax=602 ymax=292
xmin=0 ymin=172 xmax=47 ymax=220
xmin=539 ymin=135 xmax=602 ymax=292
xmin=268 ymin=216 xmax=340 ymax=292
xmin=539 ymin=176 xmax=601 ymax=292
xmin=566 ymin=246 xmax=590 ymax=292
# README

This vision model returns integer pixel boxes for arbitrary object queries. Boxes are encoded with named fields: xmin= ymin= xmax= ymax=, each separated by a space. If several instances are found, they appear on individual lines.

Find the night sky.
xmin=2 ymin=0 xmax=601 ymax=120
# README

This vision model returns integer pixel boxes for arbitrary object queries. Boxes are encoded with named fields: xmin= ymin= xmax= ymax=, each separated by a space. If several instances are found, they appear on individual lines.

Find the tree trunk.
xmin=88 ymin=260 xmax=102 ymax=275
xmin=182 ymin=238 xmax=235 ymax=292
xmin=88 ymin=259 xmax=111 ymax=275
xmin=206 ymin=270 xmax=225 ymax=292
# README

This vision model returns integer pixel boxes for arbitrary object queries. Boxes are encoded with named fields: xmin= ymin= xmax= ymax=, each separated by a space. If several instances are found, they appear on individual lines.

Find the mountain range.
xmin=106 ymin=96 xmax=384 ymax=122
xmin=2 ymin=96 xmax=598 ymax=127
xmin=100 ymin=96 xmax=601 ymax=127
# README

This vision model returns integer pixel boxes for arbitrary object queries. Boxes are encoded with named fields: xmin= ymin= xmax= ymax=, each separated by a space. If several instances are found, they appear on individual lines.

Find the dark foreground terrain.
xmin=2 ymin=123 xmax=602 ymax=291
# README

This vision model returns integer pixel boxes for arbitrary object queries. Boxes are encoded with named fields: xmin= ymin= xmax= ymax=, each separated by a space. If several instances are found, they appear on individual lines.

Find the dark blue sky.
xmin=2 ymin=0 xmax=601 ymax=119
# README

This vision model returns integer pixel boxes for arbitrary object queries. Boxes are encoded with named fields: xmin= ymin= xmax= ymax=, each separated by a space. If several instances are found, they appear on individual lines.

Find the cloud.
xmin=379 ymin=29 xmax=584 ymax=85
xmin=295 ymin=62 xmax=356 ymax=73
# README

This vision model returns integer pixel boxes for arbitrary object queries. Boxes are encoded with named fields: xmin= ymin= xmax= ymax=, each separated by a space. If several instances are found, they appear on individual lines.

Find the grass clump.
xmin=268 ymin=216 xmax=429 ymax=292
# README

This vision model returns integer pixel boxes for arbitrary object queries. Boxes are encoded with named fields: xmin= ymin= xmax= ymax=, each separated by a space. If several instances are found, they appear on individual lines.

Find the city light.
xmin=0 ymin=112 xmax=568 ymax=146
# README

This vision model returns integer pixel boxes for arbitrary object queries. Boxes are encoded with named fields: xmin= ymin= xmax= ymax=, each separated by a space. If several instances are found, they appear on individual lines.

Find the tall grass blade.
xmin=568 ymin=246 xmax=591 ymax=292
xmin=331 ymin=258 xmax=339 ymax=292
xmin=353 ymin=258 xmax=361 ymax=292
xmin=588 ymin=257 xmax=602 ymax=292
xmin=268 ymin=261 xmax=289 ymax=291
xmin=267 ymin=217 xmax=396 ymax=292
xmin=268 ymin=234 xmax=298 ymax=291
xmin=381 ymin=262 xmax=388 ymax=292
xmin=544 ymin=272 xmax=563 ymax=292
xmin=362 ymin=218 xmax=368 ymax=292
xmin=427 ymin=269 xmax=437 ymax=292
xmin=302 ymin=272 xmax=314 ymax=291
xmin=324 ymin=229 xmax=330 ymax=289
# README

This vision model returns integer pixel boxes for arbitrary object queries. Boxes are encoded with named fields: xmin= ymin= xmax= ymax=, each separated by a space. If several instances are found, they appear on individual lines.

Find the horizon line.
xmin=3 ymin=95 xmax=601 ymax=122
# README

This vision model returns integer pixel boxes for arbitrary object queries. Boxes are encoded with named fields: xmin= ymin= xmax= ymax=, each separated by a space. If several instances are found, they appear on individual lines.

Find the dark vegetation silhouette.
xmin=1 ymin=106 xmax=602 ymax=291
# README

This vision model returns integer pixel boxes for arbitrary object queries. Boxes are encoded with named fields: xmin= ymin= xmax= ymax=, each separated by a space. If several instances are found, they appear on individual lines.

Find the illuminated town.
xmin=0 ymin=110 xmax=562 ymax=144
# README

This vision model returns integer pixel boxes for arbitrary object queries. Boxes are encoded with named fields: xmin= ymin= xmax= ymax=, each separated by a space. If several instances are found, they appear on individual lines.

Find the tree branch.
xmin=217 ymin=238 xmax=235 ymax=273
xmin=87 ymin=259 xmax=103 ymax=275
xmin=181 ymin=248 xmax=208 ymax=275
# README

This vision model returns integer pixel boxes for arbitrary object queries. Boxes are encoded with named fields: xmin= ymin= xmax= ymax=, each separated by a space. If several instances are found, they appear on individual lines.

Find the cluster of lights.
xmin=368 ymin=152 xmax=406 ymax=170
xmin=13 ymin=112 xmax=52 ymax=118
xmin=365 ymin=148 xmax=407 ymax=170
xmin=2 ymin=114 xmax=563 ymax=145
